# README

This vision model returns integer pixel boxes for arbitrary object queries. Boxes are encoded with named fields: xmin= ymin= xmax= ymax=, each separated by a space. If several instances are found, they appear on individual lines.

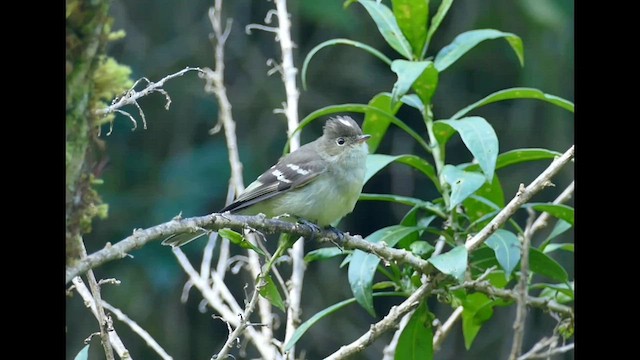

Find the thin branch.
xmin=82 ymin=243 xmax=115 ymax=360
xmin=213 ymin=283 xmax=264 ymax=359
xmin=171 ymin=247 xmax=274 ymax=359
xmin=381 ymin=308 xmax=414 ymax=360
xmin=465 ymin=145 xmax=574 ymax=252
xmin=65 ymin=213 xmax=431 ymax=284
xmin=433 ymin=306 xmax=463 ymax=351
xmin=324 ymin=275 xmax=442 ymax=360
xmin=529 ymin=181 xmax=575 ymax=240
xmin=518 ymin=337 xmax=574 ymax=360
xmin=73 ymin=277 xmax=131 ymax=359
xmin=509 ymin=209 xmax=536 ymax=360
xmin=102 ymin=301 xmax=173 ymax=360
xmin=95 ymin=67 xmax=204 ymax=117
xmin=447 ymin=281 xmax=573 ymax=319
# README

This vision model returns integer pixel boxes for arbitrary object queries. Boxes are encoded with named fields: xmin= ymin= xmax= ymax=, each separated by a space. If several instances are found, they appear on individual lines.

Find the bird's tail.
xmin=161 ymin=230 xmax=209 ymax=248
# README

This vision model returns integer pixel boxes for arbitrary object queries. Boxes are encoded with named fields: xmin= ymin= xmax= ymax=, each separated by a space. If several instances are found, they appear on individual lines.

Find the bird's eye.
xmin=336 ymin=137 xmax=346 ymax=146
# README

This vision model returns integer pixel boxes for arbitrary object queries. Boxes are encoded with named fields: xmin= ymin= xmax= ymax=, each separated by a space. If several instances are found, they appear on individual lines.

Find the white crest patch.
xmin=272 ymin=169 xmax=292 ymax=183
xmin=339 ymin=118 xmax=354 ymax=128
xmin=286 ymin=163 xmax=310 ymax=175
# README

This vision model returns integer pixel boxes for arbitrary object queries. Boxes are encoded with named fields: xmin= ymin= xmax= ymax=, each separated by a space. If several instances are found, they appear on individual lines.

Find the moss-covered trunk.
xmin=66 ymin=0 xmax=131 ymax=267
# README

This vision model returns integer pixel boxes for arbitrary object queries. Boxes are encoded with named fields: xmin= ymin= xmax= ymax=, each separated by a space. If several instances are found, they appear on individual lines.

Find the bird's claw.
xmin=298 ymin=218 xmax=321 ymax=240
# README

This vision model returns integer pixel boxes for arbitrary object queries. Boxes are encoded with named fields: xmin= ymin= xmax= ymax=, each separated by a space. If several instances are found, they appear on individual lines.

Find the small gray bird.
xmin=162 ymin=115 xmax=370 ymax=247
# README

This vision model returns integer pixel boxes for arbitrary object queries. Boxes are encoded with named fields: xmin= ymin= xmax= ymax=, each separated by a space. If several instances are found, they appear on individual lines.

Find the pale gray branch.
xmin=102 ymin=301 xmax=173 ymax=360
xmin=96 ymin=67 xmax=204 ymax=117
xmin=509 ymin=209 xmax=536 ymax=360
xmin=433 ymin=306 xmax=463 ymax=351
xmin=73 ymin=277 xmax=131 ymax=359
xmin=448 ymin=281 xmax=573 ymax=319
xmin=529 ymin=181 xmax=575 ymax=240
xmin=324 ymin=276 xmax=443 ymax=360
xmin=465 ymin=145 xmax=574 ymax=252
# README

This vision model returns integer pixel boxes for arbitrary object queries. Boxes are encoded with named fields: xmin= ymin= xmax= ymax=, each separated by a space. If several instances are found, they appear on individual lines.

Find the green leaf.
xmin=284 ymin=292 xmax=403 ymax=351
xmin=526 ymin=203 xmax=574 ymax=226
xmin=412 ymin=61 xmax=439 ymax=106
xmin=470 ymin=246 xmax=499 ymax=273
xmin=362 ymin=93 xmax=402 ymax=153
xmin=364 ymin=153 xmax=438 ymax=188
xmin=540 ymin=219 xmax=572 ymax=250
xmin=429 ymin=245 xmax=467 ymax=282
xmin=533 ymin=282 xmax=574 ymax=302
xmin=442 ymin=165 xmax=486 ymax=210
xmin=395 ymin=300 xmax=434 ymax=360
xmin=463 ymin=174 xmax=504 ymax=230
xmin=400 ymin=94 xmax=425 ymax=113
xmin=529 ymin=248 xmax=568 ymax=282
xmin=304 ymin=247 xmax=345 ymax=263
xmin=436 ymin=117 xmax=499 ymax=182
xmin=392 ymin=0 xmax=429 ymax=59
xmin=451 ymin=87 xmax=574 ymax=120
xmin=425 ymin=0 xmax=453 ymax=50
xmin=400 ymin=207 xmax=436 ymax=248
xmin=461 ymin=293 xmax=493 ymax=349
xmin=349 ymin=226 xmax=425 ymax=316
xmin=302 ymin=38 xmax=393 ymax=90
xmin=73 ymin=345 xmax=90 ymax=360
xmin=543 ymin=243 xmax=574 ymax=254
xmin=410 ymin=240 xmax=435 ymax=258
xmin=495 ymin=148 xmax=562 ymax=170
xmin=296 ymin=104 xmax=431 ymax=153
xmin=435 ymin=29 xmax=524 ymax=72
xmin=485 ymin=229 xmax=520 ymax=279
xmin=390 ymin=60 xmax=434 ymax=105
xmin=258 ymin=274 xmax=285 ymax=312
xmin=360 ymin=193 xmax=446 ymax=219
xmin=358 ymin=0 xmax=413 ymax=59
xmin=218 ymin=228 xmax=265 ymax=256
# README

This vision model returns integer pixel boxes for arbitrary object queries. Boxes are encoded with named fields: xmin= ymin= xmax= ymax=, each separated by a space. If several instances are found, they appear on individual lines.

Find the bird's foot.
xmin=297 ymin=218 xmax=322 ymax=241
xmin=325 ymin=225 xmax=346 ymax=250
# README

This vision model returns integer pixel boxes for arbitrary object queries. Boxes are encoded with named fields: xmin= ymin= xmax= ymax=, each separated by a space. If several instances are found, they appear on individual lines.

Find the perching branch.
xmin=324 ymin=275 xmax=443 ymax=360
xmin=465 ymin=145 xmax=575 ymax=252
xmin=66 ymin=213 xmax=432 ymax=284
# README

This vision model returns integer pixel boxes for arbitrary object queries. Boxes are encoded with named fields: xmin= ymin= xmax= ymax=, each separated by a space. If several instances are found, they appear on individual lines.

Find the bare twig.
xmin=509 ymin=209 xmax=536 ymax=360
xmin=171 ymin=247 xmax=274 ymax=359
xmin=518 ymin=336 xmax=574 ymax=360
xmin=529 ymin=181 xmax=575 ymax=240
xmin=433 ymin=306 xmax=463 ymax=351
xmin=446 ymin=281 xmax=573 ymax=319
xmin=82 ymin=244 xmax=115 ymax=360
xmin=73 ymin=277 xmax=131 ymax=359
xmin=324 ymin=276 xmax=442 ymax=360
xmin=381 ymin=308 xmax=414 ymax=360
xmin=95 ymin=67 xmax=204 ymax=131
xmin=213 ymin=282 xmax=265 ymax=359
xmin=465 ymin=145 xmax=575 ymax=252
xmin=102 ymin=301 xmax=173 ymax=360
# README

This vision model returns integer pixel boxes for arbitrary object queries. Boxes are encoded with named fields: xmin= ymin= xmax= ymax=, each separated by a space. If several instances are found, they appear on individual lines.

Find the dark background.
xmin=66 ymin=0 xmax=574 ymax=359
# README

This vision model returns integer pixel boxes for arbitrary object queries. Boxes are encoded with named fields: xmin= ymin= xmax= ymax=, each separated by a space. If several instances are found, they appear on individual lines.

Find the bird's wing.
xmin=220 ymin=149 xmax=328 ymax=213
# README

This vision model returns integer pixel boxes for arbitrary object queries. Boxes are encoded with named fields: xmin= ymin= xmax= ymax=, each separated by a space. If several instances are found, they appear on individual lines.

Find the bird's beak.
xmin=357 ymin=134 xmax=371 ymax=143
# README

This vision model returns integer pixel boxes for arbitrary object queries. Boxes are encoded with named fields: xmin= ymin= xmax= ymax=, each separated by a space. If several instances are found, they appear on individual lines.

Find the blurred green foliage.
xmin=66 ymin=1 xmax=573 ymax=359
